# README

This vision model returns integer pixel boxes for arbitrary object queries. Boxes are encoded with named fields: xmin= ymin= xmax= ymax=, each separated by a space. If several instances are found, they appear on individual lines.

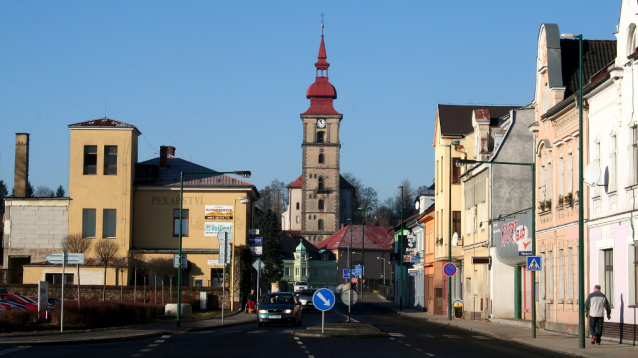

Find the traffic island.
xmin=293 ymin=322 xmax=388 ymax=339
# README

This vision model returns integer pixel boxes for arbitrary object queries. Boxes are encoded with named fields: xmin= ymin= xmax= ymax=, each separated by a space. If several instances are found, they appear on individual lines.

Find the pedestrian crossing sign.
xmin=526 ymin=256 xmax=541 ymax=271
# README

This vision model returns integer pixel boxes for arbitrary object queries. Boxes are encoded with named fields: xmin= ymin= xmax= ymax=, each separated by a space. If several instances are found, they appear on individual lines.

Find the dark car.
xmin=298 ymin=289 xmax=318 ymax=310
xmin=256 ymin=292 xmax=302 ymax=327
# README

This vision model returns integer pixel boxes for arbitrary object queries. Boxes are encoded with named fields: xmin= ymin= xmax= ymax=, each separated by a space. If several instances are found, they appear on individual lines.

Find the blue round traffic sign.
xmin=312 ymin=288 xmax=336 ymax=311
xmin=443 ymin=262 xmax=457 ymax=277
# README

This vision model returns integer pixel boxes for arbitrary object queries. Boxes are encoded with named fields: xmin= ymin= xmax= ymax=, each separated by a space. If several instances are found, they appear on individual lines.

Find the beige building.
xmin=21 ymin=118 xmax=258 ymax=304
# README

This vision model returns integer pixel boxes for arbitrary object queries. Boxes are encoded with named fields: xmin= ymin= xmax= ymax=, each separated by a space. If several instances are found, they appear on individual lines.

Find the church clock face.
xmin=317 ymin=118 xmax=326 ymax=128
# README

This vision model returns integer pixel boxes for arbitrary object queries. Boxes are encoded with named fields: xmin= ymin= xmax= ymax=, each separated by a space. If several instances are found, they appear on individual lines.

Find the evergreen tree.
xmin=56 ymin=185 xmax=66 ymax=197
xmin=260 ymin=209 xmax=283 ymax=290
xmin=0 ymin=180 xmax=8 ymax=198
xmin=26 ymin=181 xmax=34 ymax=197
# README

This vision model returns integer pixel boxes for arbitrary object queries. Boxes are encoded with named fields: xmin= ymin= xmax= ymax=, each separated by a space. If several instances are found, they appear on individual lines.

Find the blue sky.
xmin=0 ymin=1 xmax=621 ymax=202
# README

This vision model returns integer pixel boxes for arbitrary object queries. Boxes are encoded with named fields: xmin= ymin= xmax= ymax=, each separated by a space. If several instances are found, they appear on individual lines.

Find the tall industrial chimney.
xmin=13 ymin=133 xmax=29 ymax=198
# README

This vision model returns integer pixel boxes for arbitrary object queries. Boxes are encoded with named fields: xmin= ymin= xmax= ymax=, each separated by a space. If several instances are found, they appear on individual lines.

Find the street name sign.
xmin=312 ymin=288 xmax=335 ymax=311
xmin=45 ymin=253 xmax=84 ymax=265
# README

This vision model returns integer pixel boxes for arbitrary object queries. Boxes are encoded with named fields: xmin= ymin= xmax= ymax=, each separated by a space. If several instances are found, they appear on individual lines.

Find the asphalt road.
xmin=0 ymin=300 xmax=574 ymax=358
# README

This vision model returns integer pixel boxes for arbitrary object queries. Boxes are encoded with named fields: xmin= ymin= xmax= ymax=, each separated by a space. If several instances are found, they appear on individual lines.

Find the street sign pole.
xmin=61 ymin=252 xmax=65 ymax=332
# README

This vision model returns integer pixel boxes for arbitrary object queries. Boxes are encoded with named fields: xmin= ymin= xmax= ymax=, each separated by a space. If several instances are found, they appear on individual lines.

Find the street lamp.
xmin=438 ymin=144 xmax=453 ymax=320
xmin=561 ymin=32 xmax=586 ymax=349
xmin=177 ymin=170 xmax=251 ymax=327
xmin=377 ymin=256 xmax=386 ymax=286
xmin=395 ymin=185 xmax=404 ymax=311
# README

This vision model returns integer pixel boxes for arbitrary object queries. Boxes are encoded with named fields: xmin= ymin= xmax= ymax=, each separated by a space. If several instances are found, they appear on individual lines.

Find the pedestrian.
xmin=246 ymin=289 xmax=256 ymax=313
xmin=585 ymin=284 xmax=611 ymax=345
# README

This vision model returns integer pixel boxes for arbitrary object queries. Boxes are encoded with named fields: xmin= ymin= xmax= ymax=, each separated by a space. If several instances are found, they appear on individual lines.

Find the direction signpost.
xmin=45 ymin=252 xmax=84 ymax=332
xmin=252 ymin=259 xmax=264 ymax=299
xmin=312 ymin=288 xmax=336 ymax=334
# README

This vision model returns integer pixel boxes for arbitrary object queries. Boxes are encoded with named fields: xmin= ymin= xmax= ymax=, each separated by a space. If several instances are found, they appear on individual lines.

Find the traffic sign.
xmin=443 ymin=262 xmax=457 ymax=277
xmin=217 ymin=229 xmax=232 ymax=245
xmin=173 ymin=254 xmax=188 ymax=269
xmin=343 ymin=269 xmax=353 ymax=279
xmin=252 ymin=259 xmax=264 ymax=272
xmin=353 ymin=265 xmax=363 ymax=276
xmin=45 ymin=253 xmax=84 ymax=264
xmin=341 ymin=289 xmax=358 ymax=306
xmin=527 ymin=256 xmax=542 ymax=271
xmin=312 ymin=288 xmax=336 ymax=311
xmin=248 ymin=237 xmax=262 ymax=245
xmin=219 ymin=244 xmax=231 ymax=264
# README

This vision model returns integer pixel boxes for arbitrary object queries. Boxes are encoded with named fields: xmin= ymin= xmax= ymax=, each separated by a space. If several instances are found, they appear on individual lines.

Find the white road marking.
xmin=294 ymin=336 xmax=300 ymax=340
xmin=297 ymin=341 xmax=304 ymax=344
xmin=473 ymin=336 xmax=491 ymax=340
xmin=426 ymin=354 xmax=435 ymax=357
xmin=415 ymin=348 xmax=423 ymax=352
xmin=131 ymin=354 xmax=143 ymax=357
xmin=148 ymin=344 xmax=159 ymax=347
xmin=0 ymin=347 xmax=29 ymax=356
xmin=140 ymin=349 xmax=152 ymax=352
xmin=388 ymin=333 xmax=405 ymax=337
xmin=405 ymin=344 xmax=412 ymax=347
xmin=300 ymin=346 xmax=306 ymax=349
xmin=443 ymin=335 xmax=461 ymax=339
xmin=161 ymin=335 xmax=171 ymax=338
xmin=154 ymin=340 xmax=165 ymax=343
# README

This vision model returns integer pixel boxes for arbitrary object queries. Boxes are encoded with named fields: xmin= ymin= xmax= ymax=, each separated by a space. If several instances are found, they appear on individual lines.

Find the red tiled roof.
xmin=288 ymin=175 xmax=303 ymax=188
xmin=316 ymin=225 xmax=394 ymax=250
xmin=437 ymin=105 xmax=518 ymax=136
xmin=68 ymin=118 xmax=141 ymax=134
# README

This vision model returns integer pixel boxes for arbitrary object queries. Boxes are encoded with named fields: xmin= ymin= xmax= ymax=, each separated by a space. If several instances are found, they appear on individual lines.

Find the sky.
xmin=0 ymin=0 xmax=622 ymax=203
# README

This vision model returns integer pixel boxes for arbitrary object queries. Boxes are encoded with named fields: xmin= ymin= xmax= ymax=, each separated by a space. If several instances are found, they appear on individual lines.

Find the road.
xmin=0 ymin=300 xmax=573 ymax=358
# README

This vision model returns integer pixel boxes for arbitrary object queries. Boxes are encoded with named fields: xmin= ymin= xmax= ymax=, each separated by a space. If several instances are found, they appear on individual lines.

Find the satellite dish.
xmin=452 ymin=232 xmax=459 ymax=247
xmin=584 ymin=161 xmax=600 ymax=187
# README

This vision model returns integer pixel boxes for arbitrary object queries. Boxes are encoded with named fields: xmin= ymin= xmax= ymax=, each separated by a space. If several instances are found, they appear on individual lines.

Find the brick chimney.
xmin=13 ymin=133 xmax=29 ymax=197
xmin=159 ymin=146 xmax=176 ymax=168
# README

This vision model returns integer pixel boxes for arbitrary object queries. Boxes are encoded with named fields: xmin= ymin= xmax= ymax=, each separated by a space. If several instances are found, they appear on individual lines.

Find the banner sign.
xmin=205 ymin=205 xmax=233 ymax=221
xmin=205 ymin=222 xmax=232 ymax=237
xmin=492 ymin=209 xmax=532 ymax=266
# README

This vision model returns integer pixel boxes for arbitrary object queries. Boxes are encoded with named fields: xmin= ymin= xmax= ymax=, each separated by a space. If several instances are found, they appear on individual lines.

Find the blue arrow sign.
xmin=312 ymin=288 xmax=335 ymax=311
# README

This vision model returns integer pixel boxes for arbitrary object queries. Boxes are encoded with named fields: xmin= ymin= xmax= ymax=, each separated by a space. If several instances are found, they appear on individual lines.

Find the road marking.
xmin=443 ymin=335 xmax=461 ymax=339
xmin=294 ymin=337 xmax=300 ymax=340
xmin=140 ymin=349 xmax=152 ymax=352
xmin=131 ymin=354 xmax=143 ymax=357
xmin=405 ymin=344 xmax=412 ymax=347
xmin=419 ymin=334 xmax=435 ymax=338
xmin=304 ymin=350 xmax=311 ymax=354
xmin=154 ymin=340 xmax=165 ymax=343
xmin=415 ymin=348 xmax=423 ymax=352
xmin=297 ymin=341 xmax=304 ymax=345
xmin=161 ymin=335 xmax=171 ymax=338
xmin=300 ymin=346 xmax=306 ymax=349
xmin=473 ymin=336 xmax=491 ymax=340
xmin=148 ymin=344 xmax=159 ymax=347
xmin=0 ymin=347 xmax=29 ymax=356
xmin=426 ymin=354 xmax=435 ymax=357
xmin=388 ymin=333 xmax=405 ymax=337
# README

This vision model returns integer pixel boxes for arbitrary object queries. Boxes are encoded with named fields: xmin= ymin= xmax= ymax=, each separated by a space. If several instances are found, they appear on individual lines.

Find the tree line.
xmin=0 ymin=179 xmax=66 ymax=198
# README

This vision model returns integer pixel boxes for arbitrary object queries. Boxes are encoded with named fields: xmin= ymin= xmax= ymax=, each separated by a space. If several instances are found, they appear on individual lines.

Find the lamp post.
xmin=561 ymin=32 xmax=585 ymax=349
xmin=177 ymin=170 xmax=251 ymax=327
xmin=377 ymin=256 xmax=386 ymax=286
xmin=439 ymin=144 xmax=453 ymax=320
xmin=395 ymin=185 xmax=404 ymax=311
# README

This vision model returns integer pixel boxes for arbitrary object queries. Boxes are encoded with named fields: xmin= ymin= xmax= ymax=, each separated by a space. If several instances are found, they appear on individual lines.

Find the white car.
xmin=294 ymin=281 xmax=308 ymax=292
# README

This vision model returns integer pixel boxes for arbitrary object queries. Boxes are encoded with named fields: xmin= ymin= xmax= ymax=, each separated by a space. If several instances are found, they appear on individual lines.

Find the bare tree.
xmin=33 ymin=185 xmax=55 ymax=197
xmin=94 ymin=239 xmax=120 ymax=301
xmin=62 ymin=233 xmax=93 ymax=306
xmin=148 ymin=257 xmax=175 ymax=305
xmin=256 ymin=179 xmax=288 ymax=217
xmin=128 ymin=252 xmax=146 ymax=303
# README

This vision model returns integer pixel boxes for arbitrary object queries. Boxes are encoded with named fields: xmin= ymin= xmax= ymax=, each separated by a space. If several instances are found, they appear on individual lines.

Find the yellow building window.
xmin=83 ymin=146 xmax=97 ymax=175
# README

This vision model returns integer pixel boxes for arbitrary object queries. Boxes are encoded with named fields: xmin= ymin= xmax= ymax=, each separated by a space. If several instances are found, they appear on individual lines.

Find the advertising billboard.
xmin=204 ymin=205 xmax=233 ymax=236
xmin=492 ymin=209 xmax=532 ymax=266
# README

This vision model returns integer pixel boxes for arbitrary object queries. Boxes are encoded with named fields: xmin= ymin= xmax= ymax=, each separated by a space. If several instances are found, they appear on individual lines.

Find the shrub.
xmin=50 ymin=300 xmax=164 ymax=328
xmin=0 ymin=310 xmax=40 ymax=330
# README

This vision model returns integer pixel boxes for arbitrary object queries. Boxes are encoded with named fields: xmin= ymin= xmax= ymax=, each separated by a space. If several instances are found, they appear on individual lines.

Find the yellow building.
xmin=23 ymin=118 xmax=258 ymax=303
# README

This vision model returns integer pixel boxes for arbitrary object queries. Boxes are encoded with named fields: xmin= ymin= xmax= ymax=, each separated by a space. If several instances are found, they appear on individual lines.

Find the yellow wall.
xmin=68 ymin=127 xmax=138 ymax=259
xmin=23 ymin=265 xmax=124 ymax=285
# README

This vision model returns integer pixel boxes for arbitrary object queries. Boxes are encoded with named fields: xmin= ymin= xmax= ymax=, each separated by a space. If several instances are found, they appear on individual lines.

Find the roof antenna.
xmin=104 ymin=100 xmax=107 ymax=118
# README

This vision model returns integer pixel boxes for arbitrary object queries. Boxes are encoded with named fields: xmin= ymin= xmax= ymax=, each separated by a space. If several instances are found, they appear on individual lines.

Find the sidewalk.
xmin=0 ymin=310 xmax=257 ymax=347
xmin=359 ymin=293 xmax=638 ymax=358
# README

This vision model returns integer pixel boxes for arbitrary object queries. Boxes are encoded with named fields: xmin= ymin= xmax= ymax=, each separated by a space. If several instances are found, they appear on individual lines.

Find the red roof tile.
xmin=68 ymin=118 xmax=141 ymax=134
xmin=316 ymin=225 xmax=394 ymax=250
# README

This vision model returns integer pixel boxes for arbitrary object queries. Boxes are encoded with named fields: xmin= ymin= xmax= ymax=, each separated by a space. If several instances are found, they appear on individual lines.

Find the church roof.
xmin=316 ymin=225 xmax=394 ymax=251
xmin=137 ymin=154 xmax=256 ymax=189
xmin=303 ymin=26 xmax=340 ymax=116
xmin=68 ymin=117 xmax=141 ymax=135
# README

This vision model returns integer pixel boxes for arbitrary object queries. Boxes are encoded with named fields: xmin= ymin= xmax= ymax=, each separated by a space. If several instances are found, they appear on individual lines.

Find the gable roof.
xmin=138 ymin=155 xmax=255 ymax=188
xmin=560 ymin=39 xmax=617 ymax=98
xmin=437 ymin=105 xmax=518 ymax=136
xmin=316 ymin=225 xmax=394 ymax=250
xmin=68 ymin=117 xmax=141 ymax=135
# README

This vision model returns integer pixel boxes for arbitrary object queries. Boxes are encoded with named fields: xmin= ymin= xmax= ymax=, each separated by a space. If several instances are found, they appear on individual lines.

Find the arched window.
xmin=318 ymin=199 xmax=324 ymax=210
xmin=318 ymin=177 xmax=324 ymax=190
xmin=318 ymin=219 xmax=324 ymax=230
xmin=317 ymin=131 xmax=325 ymax=143
xmin=318 ymin=153 xmax=324 ymax=163
xmin=296 ymin=215 xmax=300 ymax=223
xmin=628 ymin=24 xmax=638 ymax=56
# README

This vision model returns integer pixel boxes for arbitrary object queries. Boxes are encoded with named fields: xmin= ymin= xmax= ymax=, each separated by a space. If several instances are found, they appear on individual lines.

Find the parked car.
xmin=256 ymin=292 xmax=302 ymax=327
xmin=293 ymin=281 xmax=309 ymax=292
xmin=298 ymin=289 xmax=318 ymax=311
xmin=0 ymin=293 xmax=37 ymax=310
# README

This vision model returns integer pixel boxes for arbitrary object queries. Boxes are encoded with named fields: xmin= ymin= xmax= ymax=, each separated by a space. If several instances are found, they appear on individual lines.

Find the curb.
xmin=0 ymin=330 xmax=171 ymax=347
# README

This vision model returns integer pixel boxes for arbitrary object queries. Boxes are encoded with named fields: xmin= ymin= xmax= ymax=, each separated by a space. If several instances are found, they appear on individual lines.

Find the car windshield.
xmin=296 ymin=282 xmax=307 ymax=285
xmin=300 ymin=289 xmax=316 ymax=296
xmin=261 ymin=294 xmax=294 ymax=305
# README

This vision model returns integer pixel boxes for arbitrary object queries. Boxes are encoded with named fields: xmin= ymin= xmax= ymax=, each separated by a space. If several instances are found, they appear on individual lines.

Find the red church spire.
xmin=303 ymin=24 xmax=340 ymax=115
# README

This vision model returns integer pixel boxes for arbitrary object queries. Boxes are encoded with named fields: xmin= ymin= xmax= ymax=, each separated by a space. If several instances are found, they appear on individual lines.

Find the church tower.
xmin=300 ymin=25 xmax=345 ymax=243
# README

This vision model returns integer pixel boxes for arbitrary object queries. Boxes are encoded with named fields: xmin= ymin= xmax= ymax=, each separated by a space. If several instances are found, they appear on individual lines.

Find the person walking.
xmin=246 ymin=289 xmax=256 ymax=313
xmin=585 ymin=285 xmax=611 ymax=345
